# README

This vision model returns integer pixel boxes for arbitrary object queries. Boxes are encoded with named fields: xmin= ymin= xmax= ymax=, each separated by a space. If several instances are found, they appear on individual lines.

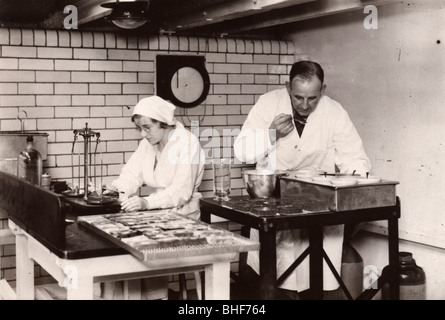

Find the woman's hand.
xmin=120 ymin=196 xmax=148 ymax=212
xmin=102 ymin=184 xmax=118 ymax=195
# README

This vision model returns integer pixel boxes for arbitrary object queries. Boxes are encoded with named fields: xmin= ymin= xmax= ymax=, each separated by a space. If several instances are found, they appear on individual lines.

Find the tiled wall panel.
xmin=0 ymin=27 xmax=295 ymax=290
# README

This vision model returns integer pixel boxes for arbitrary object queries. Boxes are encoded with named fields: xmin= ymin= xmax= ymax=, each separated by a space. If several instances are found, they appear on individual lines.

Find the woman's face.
xmin=134 ymin=116 xmax=165 ymax=145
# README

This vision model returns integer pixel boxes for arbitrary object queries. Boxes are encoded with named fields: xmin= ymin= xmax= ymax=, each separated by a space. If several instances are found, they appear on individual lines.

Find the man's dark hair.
xmin=289 ymin=61 xmax=324 ymax=84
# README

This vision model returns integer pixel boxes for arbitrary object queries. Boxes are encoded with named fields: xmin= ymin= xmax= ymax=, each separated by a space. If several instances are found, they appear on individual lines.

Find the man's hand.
xmin=120 ymin=196 xmax=148 ymax=212
xmin=269 ymin=113 xmax=294 ymax=144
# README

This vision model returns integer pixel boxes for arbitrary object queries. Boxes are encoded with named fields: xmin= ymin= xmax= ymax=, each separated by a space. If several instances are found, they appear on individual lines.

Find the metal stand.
xmin=73 ymin=123 xmax=100 ymax=201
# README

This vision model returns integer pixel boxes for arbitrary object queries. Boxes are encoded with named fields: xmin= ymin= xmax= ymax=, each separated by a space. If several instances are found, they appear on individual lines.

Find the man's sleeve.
xmin=234 ymin=94 xmax=276 ymax=164
xmin=333 ymin=109 xmax=372 ymax=176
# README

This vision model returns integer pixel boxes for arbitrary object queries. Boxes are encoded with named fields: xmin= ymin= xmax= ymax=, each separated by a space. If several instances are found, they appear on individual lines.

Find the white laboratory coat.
xmin=234 ymin=88 xmax=371 ymax=292
xmin=112 ymin=121 xmax=205 ymax=219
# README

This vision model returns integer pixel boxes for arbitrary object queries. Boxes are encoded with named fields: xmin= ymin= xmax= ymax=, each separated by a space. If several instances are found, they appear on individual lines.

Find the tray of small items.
xmin=78 ymin=210 xmax=259 ymax=261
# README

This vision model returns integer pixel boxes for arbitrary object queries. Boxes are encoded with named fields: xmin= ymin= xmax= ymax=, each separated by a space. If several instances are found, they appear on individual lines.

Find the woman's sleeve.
xmin=111 ymin=141 xmax=146 ymax=195
xmin=145 ymin=134 xmax=205 ymax=210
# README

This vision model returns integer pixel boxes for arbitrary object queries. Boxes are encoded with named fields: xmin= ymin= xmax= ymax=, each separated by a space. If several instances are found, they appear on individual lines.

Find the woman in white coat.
xmin=234 ymin=61 xmax=371 ymax=298
xmin=103 ymin=95 xmax=205 ymax=299
xmin=109 ymin=95 xmax=205 ymax=220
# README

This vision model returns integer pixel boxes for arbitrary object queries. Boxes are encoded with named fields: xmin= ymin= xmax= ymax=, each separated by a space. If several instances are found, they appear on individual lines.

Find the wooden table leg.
xmin=124 ymin=279 xmax=142 ymax=300
xmin=200 ymin=210 xmax=211 ymax=224
xmin=67 ymin=276 xmax=94 ymax=300
xmin=259 ymin=230 xmax=276 ymax=300
xmin=309 ymin=227 xmax=323 ymax=300
xmin=204 ymin=261 xmax=230 ymax=300
xmin=388 ymin=213 xmax=400 ymax=300
xmin=15 ymin=233 xmax=35 ymax=300
xmin=238 ymin=226 xmax=250 ymax=280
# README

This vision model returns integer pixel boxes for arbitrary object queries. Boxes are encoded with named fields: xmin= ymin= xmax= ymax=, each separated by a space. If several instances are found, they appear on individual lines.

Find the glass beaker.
xmin=212 ymin=159 xmax=231 ymax=201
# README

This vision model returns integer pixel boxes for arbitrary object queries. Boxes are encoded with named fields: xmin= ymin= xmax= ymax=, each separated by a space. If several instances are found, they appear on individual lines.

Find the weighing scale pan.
xmin=85 ymin=195 xmax=114 ymax=205
xmin=62 ymin=189 xmax=85 ymax=198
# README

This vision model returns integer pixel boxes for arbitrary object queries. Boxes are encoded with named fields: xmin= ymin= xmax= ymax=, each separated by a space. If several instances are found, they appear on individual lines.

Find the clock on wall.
xmin=156 ymin=55 xmax=210 ymax=108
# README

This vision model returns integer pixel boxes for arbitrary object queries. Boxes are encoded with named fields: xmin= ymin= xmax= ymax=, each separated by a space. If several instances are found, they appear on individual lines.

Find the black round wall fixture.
xmin=156 ymin=55 xmax=210 ymax=108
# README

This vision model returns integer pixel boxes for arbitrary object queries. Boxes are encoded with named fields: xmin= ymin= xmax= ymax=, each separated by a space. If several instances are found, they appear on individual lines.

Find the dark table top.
xmin=200 ymin=196 xmax=400 ymax=231
xmin=0 ymin=171 xmax=126 ymax=260
xmin=10 ymin=215 xmax=126 ymax=260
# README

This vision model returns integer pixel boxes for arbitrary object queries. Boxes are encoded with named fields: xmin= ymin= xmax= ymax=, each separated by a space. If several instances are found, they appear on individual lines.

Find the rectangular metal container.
xmin=0 ymin=131 xmax=48 ymax=160
xmin=0 ymin=158 xmax=18 ymax=176
xmin=280 ymin=176 xmax=399 ymax=212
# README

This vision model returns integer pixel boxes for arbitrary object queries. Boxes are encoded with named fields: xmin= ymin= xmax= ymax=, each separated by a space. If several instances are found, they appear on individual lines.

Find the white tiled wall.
xmin=0 ymin=27 xmax=295 ymax=288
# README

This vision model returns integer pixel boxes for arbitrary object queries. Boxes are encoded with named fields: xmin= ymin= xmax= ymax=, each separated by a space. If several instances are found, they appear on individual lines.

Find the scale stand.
xmin=62 ymin=123 xmax=115 ymax=206
xmin=67 ymin=123 xmax=100 ymax=201
xmin=74 ymin=123 xmax=100 ymax=201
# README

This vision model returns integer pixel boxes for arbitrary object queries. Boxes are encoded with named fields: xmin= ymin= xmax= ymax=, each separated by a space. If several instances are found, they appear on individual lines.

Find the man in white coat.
xmin=234 ymin=60 xmax=371 ymax=299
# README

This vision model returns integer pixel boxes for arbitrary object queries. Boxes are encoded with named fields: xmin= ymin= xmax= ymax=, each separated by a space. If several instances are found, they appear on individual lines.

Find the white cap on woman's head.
xmin=132 ymin=96 xmax=176 ymax=125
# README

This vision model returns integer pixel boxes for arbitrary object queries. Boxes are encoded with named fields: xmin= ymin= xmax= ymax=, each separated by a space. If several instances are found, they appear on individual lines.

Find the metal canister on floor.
xmin=41 ymin=173 xmax=51 ymax=190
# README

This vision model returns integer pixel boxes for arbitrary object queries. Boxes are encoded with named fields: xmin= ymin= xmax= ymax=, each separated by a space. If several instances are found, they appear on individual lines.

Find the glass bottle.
xmin=382 ymin=251 xmax=426 ymax=300
xmin=341 ymin=242 xmax=364 ymax=299
xmin=17 ymin=135 xmax=43 ymax=185
xmin=326 ymin=241 xmax=364 ymax=300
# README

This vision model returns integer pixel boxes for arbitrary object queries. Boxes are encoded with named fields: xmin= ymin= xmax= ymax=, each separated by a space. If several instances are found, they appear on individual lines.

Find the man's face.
xmin=286 ymin=76 xmax=326 ymax=117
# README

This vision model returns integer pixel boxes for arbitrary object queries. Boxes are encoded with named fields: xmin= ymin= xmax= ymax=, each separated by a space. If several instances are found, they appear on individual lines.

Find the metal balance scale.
xmin=62 ymin=123 xmax=114 ymax=205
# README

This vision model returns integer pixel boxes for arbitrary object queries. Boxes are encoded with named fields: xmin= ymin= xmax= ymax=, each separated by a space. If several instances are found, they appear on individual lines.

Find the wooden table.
xmin=200 ymin=195 xmax=401 ymax=300
xmin=9 ymin=219 xmax=242 ymax=300
xmin=0 ymin=171 xmax=259 ymax=300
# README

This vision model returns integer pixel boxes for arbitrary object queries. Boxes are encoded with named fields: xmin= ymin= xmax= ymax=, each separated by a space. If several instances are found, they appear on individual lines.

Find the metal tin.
xmin=0 ymin=158 xmax=18 ymax=175
xmin=0 ymin=131 xmax=48 ymax=160
xmin=41 ymin=173 xmax=51 ymax=190
xmin=280 ymin=176 xmax=399 ymax=212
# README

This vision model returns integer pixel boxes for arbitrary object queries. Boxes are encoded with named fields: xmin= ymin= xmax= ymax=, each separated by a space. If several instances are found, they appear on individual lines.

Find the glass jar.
xmin=382 ymin=251 xmax=426 ymax=300
xmin=17 ymin=135 xmax=43 ymax=185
